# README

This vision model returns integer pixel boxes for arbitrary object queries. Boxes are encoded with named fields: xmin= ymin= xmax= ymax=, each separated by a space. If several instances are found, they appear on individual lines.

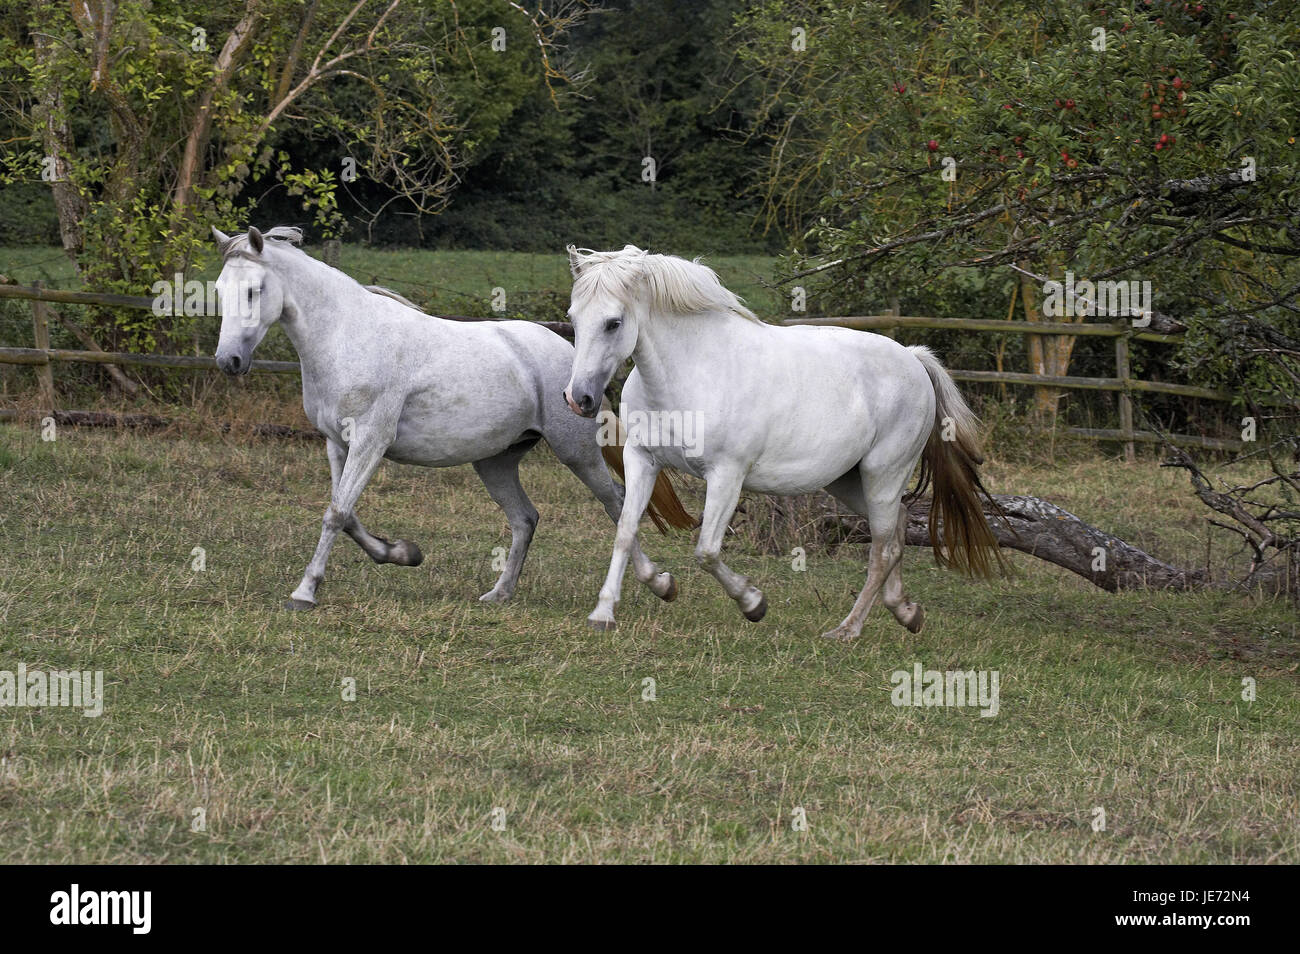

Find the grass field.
xmin=0 ymin=243 xmax=787 ymax=324
xmin=0 ymin=420 xmax=1296 ymax=863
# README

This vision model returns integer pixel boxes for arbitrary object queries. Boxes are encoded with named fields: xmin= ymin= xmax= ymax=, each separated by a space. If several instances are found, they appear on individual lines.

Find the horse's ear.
xmin=212 ymin=226 xmax=231 ymax=247
xmin=248 ymin=226 xmax=264 ymax=255
xmin=567 ymin=244 xmax=584 ymax=277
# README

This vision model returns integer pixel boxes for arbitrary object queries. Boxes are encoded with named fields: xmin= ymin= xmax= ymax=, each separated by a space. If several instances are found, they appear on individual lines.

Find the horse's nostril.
xmin=230 ymin=355 xmax=241 ymax=370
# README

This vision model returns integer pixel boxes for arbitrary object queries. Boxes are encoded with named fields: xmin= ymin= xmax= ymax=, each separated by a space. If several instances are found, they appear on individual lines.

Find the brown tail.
xmin=600 ymin=442 xmax=695 ymax=532
xmin=910 ymin=346 xmax=1007 ymax=577
xmin=596 ymin=401 xmax=693 ymax=532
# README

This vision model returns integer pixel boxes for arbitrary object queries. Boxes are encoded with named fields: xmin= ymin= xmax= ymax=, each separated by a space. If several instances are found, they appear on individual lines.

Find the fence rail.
xmin=784 ymin=313 xmax=1254 ymax=454
xmin=0 ymin=280 xmax=1252 ymax=453
xmin=784 ymin=313 xmax=1185 ymax=343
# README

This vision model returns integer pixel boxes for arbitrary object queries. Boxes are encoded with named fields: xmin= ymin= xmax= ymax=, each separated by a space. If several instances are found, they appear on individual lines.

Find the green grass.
xmin=0 ymin=423 xmax=1295 ymax=863
xmin=0 ymin=244 xmax=787 ymax=323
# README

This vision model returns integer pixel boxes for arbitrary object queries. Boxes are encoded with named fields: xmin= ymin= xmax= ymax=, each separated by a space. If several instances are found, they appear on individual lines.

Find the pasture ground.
xmin=0 ymin=422 xmax=1296 ymax=863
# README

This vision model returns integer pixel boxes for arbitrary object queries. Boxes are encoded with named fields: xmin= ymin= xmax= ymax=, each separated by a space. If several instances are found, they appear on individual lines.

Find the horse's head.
xmin=562 ymin=244 xmax=761 ymax=417
xmin=212 ymin=226 xmax=296 ymax=376
xmin=563 ymin=245 xmax=645 ymax=417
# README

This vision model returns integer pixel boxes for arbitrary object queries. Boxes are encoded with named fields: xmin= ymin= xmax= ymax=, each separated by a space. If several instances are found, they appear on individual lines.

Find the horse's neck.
xmin=276 ymin=254 xmax=366 ymax=363
xmin=633 ymin=309 xmax=750 ymax=397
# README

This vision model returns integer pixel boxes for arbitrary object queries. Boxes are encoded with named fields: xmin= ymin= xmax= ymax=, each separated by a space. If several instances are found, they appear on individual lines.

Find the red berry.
xmin=1172 ymin=77 xmax=1183 ymax=89
xmin=1067 ymin=158 xmax=1078 ymax=168
xmin=1065 ymin=99 xmax=1075 ymax=109
xmin=927 ymin=140 xmax=938 ymax=152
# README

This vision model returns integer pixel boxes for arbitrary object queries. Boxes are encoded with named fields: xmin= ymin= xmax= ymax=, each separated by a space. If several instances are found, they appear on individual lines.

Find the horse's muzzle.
xmin=216 ymin=351 xmax=251 ymax=376
xmin=563 ymin=387 xmax=598 ymax=418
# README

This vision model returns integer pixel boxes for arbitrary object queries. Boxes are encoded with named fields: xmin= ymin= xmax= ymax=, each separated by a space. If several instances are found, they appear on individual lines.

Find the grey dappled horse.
xmin=211 ymin=226 xmax=691 ymax=609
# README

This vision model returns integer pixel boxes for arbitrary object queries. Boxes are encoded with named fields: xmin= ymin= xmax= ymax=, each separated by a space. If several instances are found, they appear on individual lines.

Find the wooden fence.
xmin=0 ymin=280 xmax=1252 ymax=454
xmin=783 ymin=314 xmax=1250 ymax=455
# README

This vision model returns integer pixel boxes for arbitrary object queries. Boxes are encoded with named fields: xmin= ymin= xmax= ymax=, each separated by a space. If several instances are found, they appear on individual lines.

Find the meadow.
xmin=0 ymin=420 xmax=1295 ymax=863
xmin=0 ymin=244 xmax=1295 ymax=864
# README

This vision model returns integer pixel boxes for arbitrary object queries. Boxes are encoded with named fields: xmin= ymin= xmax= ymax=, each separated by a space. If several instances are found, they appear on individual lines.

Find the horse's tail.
xmin=909 ymin=346 xmax=1007 ymax=577
xmin=598 ymin=401 xmax=695 ymax=533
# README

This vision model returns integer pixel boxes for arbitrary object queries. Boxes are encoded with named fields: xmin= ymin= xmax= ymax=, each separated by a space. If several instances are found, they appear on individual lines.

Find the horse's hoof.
xmin=903 ymin=605 xmax=926 ymax=635
xmin=588 ymin=617 xmax=617 ymax=632
xmin=393 ymin=540 xmax=423 ymax=567
xmin=284 ymin=598 xmax=316 ymax=611
xmin=658 ymin=575 xmax=678 ymax=603
xmin=742 ymin=595 xmax=767 ymax=623
xmin=479 ymin=589 xmax=511 ymax=604
xmin=820 ymin=626 xmax=855 ymax=642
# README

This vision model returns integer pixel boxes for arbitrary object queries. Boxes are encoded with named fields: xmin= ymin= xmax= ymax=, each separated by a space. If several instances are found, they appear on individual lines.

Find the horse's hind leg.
xmin=327 ymin=439 xmax=423 ymax=567
xmin=825 ymin=476 xmax=924 ymax=635
xmin=881 ymin=503 xmax=924 ymax=634
xmin=472 ymin=445 xmax=540 ymax=603
xmin=552 ymin=437 xmax=676 ymax=602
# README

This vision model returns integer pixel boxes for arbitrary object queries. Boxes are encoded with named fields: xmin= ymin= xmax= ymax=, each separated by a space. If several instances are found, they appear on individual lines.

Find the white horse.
xmin=210 ymin=226 xmax=691 ymax=609
xmin=562 ymin=245 xmax=1004 ymax=640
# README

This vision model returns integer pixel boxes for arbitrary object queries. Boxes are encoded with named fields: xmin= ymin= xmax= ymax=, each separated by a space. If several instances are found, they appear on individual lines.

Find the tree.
xmin=738 ymin=1 xmax=1298 ymax=402
xmin=0 ymin=0 xmax=589 ymax=349
xmin=737 ymin=0 xmax=1299 ymax=592
xmin=430 ymin=0 xmax=780 ymax=253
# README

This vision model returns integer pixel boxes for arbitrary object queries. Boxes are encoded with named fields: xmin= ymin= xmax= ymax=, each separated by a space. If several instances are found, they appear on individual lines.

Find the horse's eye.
xmin=604 ymin=318 xmax=622 ymax=333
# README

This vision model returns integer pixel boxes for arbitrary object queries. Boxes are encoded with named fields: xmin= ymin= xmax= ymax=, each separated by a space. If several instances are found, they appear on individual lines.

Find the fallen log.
xmin=817 ymin=494 xmax=1208 ymax=591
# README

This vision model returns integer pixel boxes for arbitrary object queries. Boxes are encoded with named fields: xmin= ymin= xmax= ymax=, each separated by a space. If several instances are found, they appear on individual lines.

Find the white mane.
xmin=218 ymin=226 xmax=423 ymax=309
xmin=568 ymin=244 xmax=760 ymax=323
xmin=217 ymin=226 xmax=305 ymax=259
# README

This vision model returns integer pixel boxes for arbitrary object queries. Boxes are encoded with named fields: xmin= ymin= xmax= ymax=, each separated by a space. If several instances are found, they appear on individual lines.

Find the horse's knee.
xmin=324 ymin=506 xmax=350 ymax=532
xmin=695 ymin=544 xmax=720 ymax=570
xmin=510 ymin=508 xmax=539 ymax=537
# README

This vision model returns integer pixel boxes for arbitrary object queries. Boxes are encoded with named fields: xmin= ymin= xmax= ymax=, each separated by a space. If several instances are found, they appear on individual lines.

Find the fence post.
xmin=881 ymin=293 xmax=900 ymax=339
xmin=1114 ymin=320 xmax=1135 ymax=462
xmin=323 ymin=238 xmax=341 ymax=269
xmin=30 ymin=281 xmax=56 ymax=411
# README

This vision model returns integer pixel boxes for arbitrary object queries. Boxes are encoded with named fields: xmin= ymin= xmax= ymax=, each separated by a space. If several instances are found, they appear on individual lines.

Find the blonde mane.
xmin=567 ymin=244 xmax=761 ymax=323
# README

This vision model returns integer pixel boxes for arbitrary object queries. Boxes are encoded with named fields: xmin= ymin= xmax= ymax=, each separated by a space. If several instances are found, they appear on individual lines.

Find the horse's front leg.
xmin=588 ymin=445 xmax=661 ymax=630
xmin=327 ymin=439 xmax=423 ymax=568
xmin=695 ymin=466 xmax=766 ymax=622
xmin=287 ymin=420 xmax=394 ymax=609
